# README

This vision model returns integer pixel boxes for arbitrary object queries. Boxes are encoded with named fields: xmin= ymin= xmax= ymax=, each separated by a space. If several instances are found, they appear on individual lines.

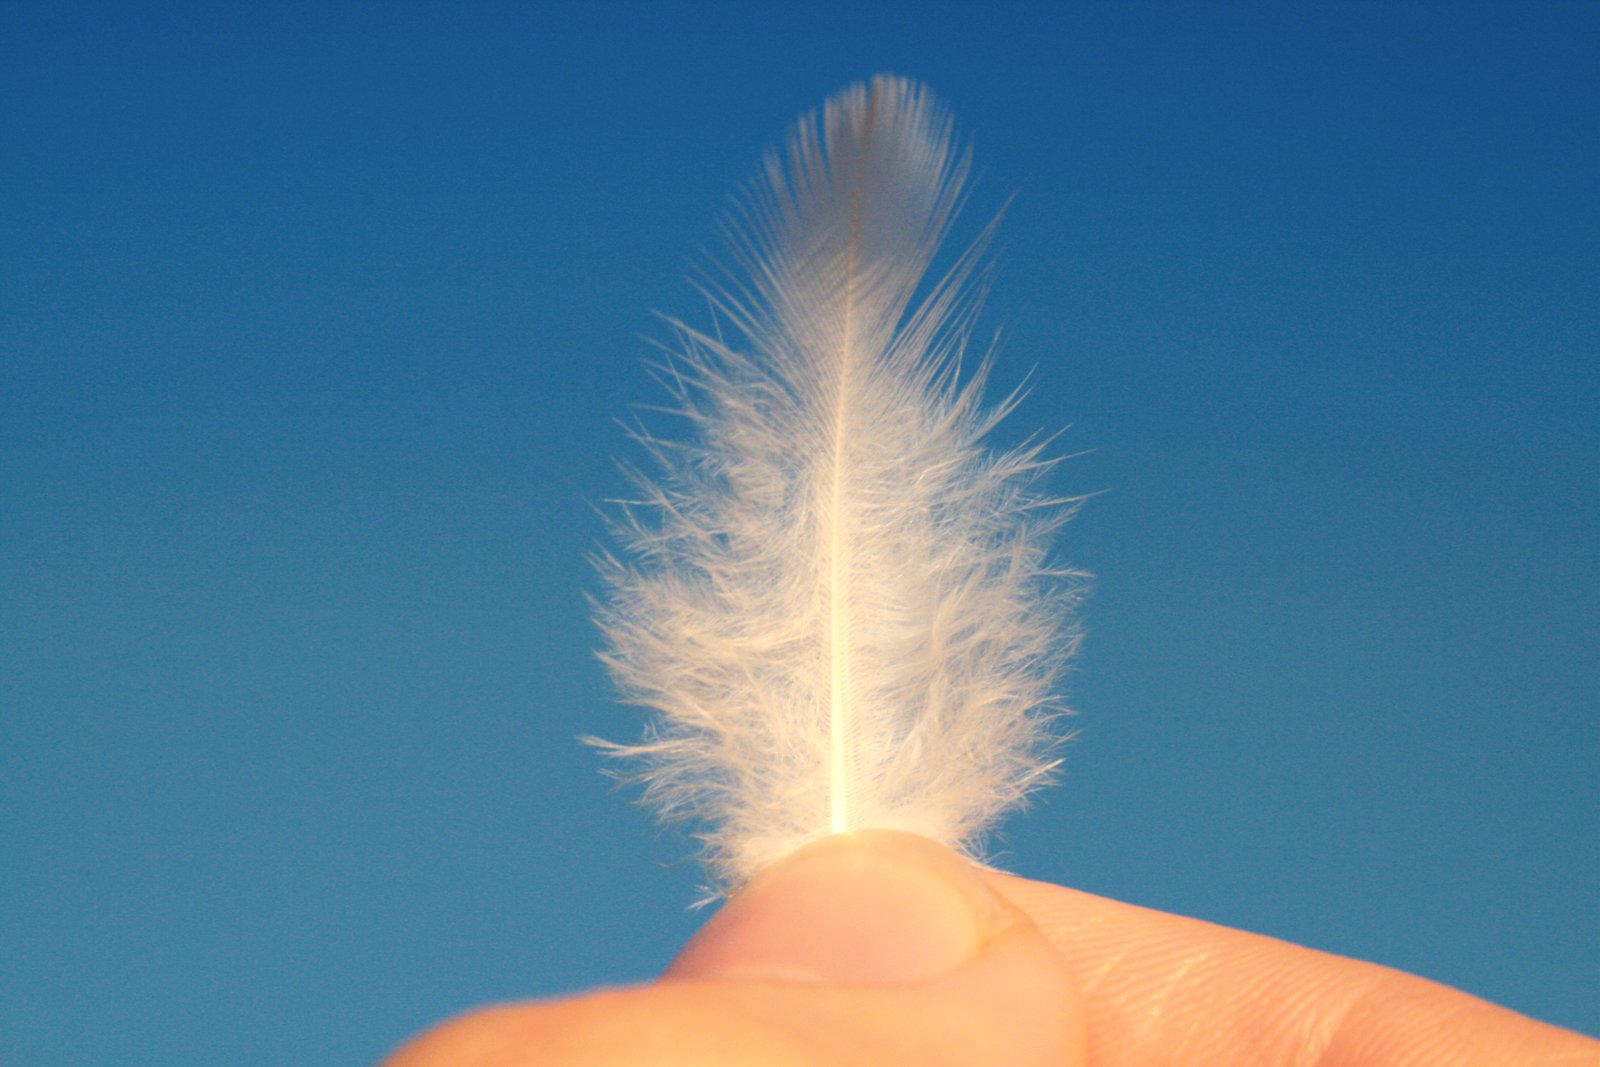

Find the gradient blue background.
xmin=3 ymin=2 xmax=1596 ymax=1063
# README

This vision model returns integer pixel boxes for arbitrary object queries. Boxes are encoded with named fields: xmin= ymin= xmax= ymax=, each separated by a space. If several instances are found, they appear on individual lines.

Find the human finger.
xmin=986 ymin=870 xmax=1599 ymax=1066
xmin=386 ymin=832 xmax=1083 ymax=1066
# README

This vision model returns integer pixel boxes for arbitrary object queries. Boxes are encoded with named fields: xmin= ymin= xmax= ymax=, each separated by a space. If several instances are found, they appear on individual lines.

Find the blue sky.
xmin=3 ymin=2 xmax=1596 ymax=1063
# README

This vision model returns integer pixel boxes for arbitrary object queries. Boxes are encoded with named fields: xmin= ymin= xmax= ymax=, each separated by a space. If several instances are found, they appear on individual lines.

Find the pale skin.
xmin=386 ymin=832 xmax=1600 ymax=1066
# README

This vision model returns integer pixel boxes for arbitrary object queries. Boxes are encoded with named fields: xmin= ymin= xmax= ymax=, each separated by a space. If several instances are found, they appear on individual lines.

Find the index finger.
xmin=985 ymin=871 xmax=1599 ymax=1067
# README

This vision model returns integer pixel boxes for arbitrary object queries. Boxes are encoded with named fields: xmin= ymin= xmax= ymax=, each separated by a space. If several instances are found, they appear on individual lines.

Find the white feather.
xmin=593 ymin=75 xmax=1082 ymax=892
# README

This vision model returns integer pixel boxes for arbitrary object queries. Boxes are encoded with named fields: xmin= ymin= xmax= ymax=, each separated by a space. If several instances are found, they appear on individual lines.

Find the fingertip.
xmin=661 ymin=831 xmax=1084 ymax=1064
xmin=665 ymin=831 xmax=1017 ymax=986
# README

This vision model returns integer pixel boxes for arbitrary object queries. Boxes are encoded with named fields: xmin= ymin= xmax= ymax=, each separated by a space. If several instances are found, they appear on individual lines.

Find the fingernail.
xmin=663 ymin=830 xmax=1012 ymax=986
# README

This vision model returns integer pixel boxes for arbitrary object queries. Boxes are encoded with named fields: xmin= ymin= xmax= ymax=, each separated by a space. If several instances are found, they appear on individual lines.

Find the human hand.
xmin=385 ymin=831 xmax=1599 ymax=1066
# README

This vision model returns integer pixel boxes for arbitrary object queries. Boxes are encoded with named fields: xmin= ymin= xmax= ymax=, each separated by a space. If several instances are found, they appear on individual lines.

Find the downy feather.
xmin=593 ymin=75 xmax=1082 ymax=893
